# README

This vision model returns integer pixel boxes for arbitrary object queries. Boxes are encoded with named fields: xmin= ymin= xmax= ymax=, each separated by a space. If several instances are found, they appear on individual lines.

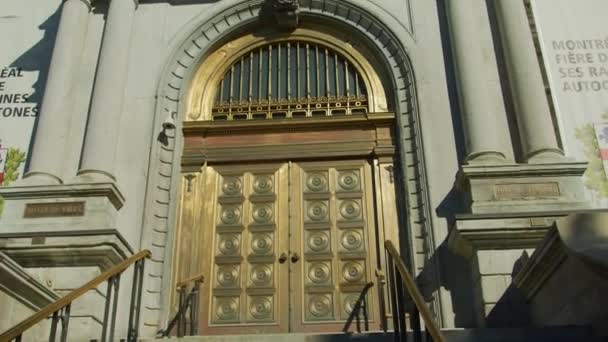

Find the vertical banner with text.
xmin=532 ymin=0 xmax=608 ymax=206
xmin=0 ymin=0 xmax=62 ymax=185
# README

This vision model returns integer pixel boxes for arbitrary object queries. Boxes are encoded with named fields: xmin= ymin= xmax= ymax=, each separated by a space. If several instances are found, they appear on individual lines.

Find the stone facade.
xmin=0 ymin=0 xmax=606 ymax=340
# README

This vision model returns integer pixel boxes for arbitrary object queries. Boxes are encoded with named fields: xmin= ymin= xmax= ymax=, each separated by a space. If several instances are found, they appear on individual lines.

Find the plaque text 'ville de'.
xmin=23 ymin=202 xmax=85 ymax=218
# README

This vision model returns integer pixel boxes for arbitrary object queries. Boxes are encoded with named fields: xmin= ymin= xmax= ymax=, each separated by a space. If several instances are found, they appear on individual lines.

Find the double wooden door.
xmin=195 ymin=160 xmax=381 ymax=334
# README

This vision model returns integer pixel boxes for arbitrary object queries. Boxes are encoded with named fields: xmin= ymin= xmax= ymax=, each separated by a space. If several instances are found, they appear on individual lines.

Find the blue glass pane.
xmin=281 ymin=44 xmax=288 ymax=99
xmin=348 ymin=67 xmax=357 ymax=97
xmin=358 ymin=76 xmax=367 ymax=97
xmin=271 ymin=45 xmax=279 ymax=100
xmin=298 ymin=45 xmax=306 ymax=99
xmin=337 ymin=59 xmax=346 ymax=97
xmin=318 ymin=48 xmax=327 ymax=97
xmin=328 ymin=52 xmax=336 ymax=97
xmin=214 ymin=82 xmax=221 ymax=102
xmin=290 ymin=45 xmax=298 ymax=99
xmin=242 ymin=56 xmax=251 ymax=100
xmin=222 ymin=72 xmax=231 ymax=102
xmin=309 ymin=45 xmax=317 ymax=98
xmin=261 ymin=48 xmax=269 ymax=99
xmin=252 ymin=52 xmax=260 ymax=100
xmin=232 ymin=63 xmax=241 ymax=100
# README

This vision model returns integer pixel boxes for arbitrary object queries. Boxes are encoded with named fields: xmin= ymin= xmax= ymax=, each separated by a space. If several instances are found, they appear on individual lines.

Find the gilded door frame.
xmin=173 ymin=114 xmax=400 ymax=334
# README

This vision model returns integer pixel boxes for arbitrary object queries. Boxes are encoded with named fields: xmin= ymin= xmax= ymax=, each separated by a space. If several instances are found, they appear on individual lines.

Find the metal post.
xmin=363 ymin=295 xmax=369 ymax=332
xmin=189 ymin=291 xmax=196 ymax=336
xmin=355 ymin=306 xmax=361 ymax=333
xmin=132 ymin=259 xmax=146 ymax=341
xmin=394 ymin=271 xmax=407 ymax=342
xmin=387 ymin=258 xmax=401 ymax=342
xmin=377 ymin=270 xmax=388 ymax=333
xmin=59 ymin=304 xmax=71 ymax=342
xmin=127 ymin=261 xmax=139 ymax=341
xmin=411 ymin=307 xmax=421 ymax=342
xmin=177 ymin=286 xmax=185 ymax=337
xmin=192 ymin=282 xmax=201 ymax=335
xmin=101 ymin=276 xmax=115 ymax=341
xmin=49 ymin=311 xmax=60 ymax=342
xmin=109 ymin=275 xmax=121 ymax=342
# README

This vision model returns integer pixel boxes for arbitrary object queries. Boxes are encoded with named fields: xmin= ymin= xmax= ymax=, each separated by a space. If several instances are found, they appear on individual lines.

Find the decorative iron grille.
xmin=212 ymin=41 xmax=368 ymax=121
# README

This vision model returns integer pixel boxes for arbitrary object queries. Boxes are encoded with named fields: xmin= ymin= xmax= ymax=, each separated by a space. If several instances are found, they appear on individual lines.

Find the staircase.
xmin=0 ymin=242 xmax=600 ymax=341
xmin=152 ymin=242 xmax=597 ymax=342
xmin=145 ymin=326 xmax=595 ymax=342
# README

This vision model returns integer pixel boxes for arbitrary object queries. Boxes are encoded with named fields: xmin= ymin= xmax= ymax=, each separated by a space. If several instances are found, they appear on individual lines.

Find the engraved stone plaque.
xmin=494 ymin=183 xmax=560 ymax=200
xmin=23 ymin=202 xmax=85 ymax=218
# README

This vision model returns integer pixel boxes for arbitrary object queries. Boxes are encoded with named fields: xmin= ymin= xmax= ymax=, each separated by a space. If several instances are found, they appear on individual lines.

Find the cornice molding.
xmin=448 ymin=211 xmax=570 ymax=258
xmin=0 ymin=182 xmax=126 ymax=210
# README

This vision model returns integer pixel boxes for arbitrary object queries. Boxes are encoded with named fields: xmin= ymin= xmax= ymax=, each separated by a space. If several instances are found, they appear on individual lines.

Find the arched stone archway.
xmin=140 ymin=0 xmax=440 ymax=334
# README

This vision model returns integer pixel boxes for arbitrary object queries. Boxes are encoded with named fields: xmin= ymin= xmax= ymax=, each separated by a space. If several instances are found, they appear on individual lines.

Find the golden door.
xmin=189 ymin=160 xmax=381 ymax=334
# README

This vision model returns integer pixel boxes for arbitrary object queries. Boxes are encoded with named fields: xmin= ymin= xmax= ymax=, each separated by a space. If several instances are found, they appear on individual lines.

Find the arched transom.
xmin=212 ymin=41 xmax=369 ymax=121
xmin=186 ymin=28 xmax=389 ymax=122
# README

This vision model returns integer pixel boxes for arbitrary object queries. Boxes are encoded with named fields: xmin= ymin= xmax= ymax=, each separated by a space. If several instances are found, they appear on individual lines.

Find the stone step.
xmin=146 ymin=326 xmax=596 ymax=342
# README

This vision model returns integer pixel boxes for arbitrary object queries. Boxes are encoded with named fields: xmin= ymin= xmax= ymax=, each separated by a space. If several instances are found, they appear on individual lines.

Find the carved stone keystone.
xmin=269 ymin=0 xmax=299 ymax=30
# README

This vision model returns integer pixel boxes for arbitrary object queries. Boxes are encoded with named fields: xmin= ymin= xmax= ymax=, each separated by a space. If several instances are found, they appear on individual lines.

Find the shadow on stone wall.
xmin=8 ymin=6 xmax=61 ymax=172
xmin=430 ymin=180 xmax=535 ymax=329
xmin=419 ymin=238 xmax=480 ymax=328
xmin=427 ymin=181 xmax=477 ymax=328
xmin=485 ymin=251 xmax=532 ymax=327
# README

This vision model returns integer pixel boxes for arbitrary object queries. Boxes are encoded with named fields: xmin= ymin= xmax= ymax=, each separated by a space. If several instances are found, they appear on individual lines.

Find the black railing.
xmin=0 ymin=250 xmax=151 ymax=342
xmin=158 ymin=274 xmax=204 ymax=338
xmin=342 ymin=282 xmax=374 ymax=334
xmin=385 ymin=241 xmax=445 ymax=342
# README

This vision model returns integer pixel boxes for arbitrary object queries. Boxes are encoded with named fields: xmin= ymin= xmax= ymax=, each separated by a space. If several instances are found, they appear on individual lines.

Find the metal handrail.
xmin=158 ymin=273 xmax=204 ymax=338
xmin=342 ymin=282 xmax=374 ymax=334
xmin=0 ymin=250 xmax=151 ymax=342
xmin=175 ymin=273 xmax=204 ymax=289
xmin=385 ymin=240 xmax=445 ymax=342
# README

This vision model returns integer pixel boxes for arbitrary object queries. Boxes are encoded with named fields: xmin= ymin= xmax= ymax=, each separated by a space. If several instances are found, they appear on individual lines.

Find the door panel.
xmin=290 ymin=160 xmax=380 ymax=332
xmin=200 ymin=164 xmax=290 ymax=334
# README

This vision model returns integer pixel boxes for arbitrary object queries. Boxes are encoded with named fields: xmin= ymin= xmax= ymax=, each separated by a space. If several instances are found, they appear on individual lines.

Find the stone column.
xmin=446 ymin=0 xmax=514 ymax=163
xmin=77 ymin=0 xmax=138 ymax=182
xmin=23 ymin=0 xmax=91 ymax=184
xmin=494 ymin=1 xmax=564 ymax=163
